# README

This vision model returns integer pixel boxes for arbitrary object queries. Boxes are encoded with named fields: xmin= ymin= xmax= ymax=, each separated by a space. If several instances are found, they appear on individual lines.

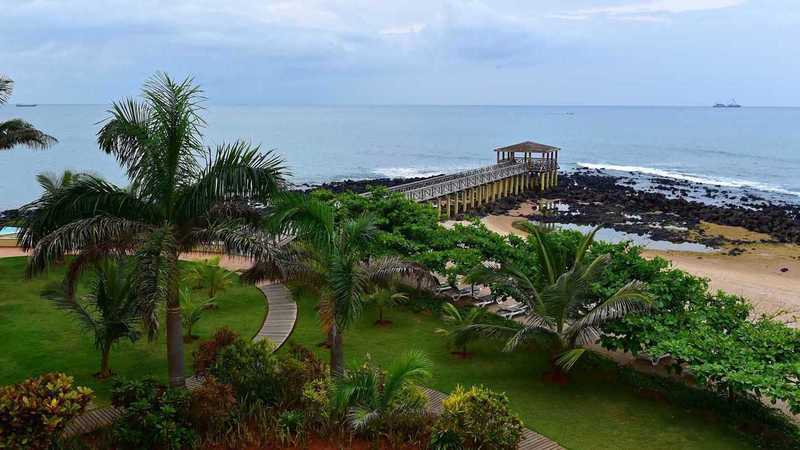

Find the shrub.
xmin=110 ymin=378 xmax=196 ymax=450
xmin=276 ymin=344 xmax=328 ymax=408
xmin=193 ymin=326 xmax=239 ymax=376
xmin=433 ymin=385 xmax=523 ymax=450
xmin=277 ymin=409 xmax=306 ymax=445
xmin=188 ymin=377 xmax=237 ymax=439
xmin=302 ymin=377 xmax=335 ymax=432
xmin=208 ymin=337 xmax=280 ymax=404
xmin=0 ymin=373 xmax=92 ymax=450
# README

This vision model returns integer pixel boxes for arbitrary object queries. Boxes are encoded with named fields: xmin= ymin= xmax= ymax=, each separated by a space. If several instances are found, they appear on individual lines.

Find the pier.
xmin=388 ymin=141 xmax=560 ymax=219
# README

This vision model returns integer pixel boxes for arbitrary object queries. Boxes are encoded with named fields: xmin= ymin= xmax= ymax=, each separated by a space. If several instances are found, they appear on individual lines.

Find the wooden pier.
xmin=388 ymin=141 xmax=560 ymax=219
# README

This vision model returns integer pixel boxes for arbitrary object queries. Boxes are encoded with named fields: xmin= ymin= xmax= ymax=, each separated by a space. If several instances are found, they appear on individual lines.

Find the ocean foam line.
xmin=577 ymin=162 xmax=800 ymax=198
xmin=373 ymin=166 xmax=465 ymax=179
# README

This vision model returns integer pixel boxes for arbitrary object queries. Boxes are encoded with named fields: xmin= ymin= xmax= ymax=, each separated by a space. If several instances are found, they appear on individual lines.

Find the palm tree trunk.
xmin=330 ymin=322 xmax=344 ymax=377
xmin=98 ymin=345 xmax=112 ymax=378
xmin=166 ymin=256 xmax=186 ymax=388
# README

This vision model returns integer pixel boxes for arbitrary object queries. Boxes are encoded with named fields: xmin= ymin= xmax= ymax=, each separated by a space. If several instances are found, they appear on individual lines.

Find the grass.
xmin=0 ymin=256 xmax=266 ymax=404
xmin=285 ymin=289 xmax=756 ymax=450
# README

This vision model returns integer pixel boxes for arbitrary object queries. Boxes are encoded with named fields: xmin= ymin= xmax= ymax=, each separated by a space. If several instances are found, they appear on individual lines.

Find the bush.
xmin=302 ymin=377 xmax=335 ymax=432
xmin=188 ymin=377 xmax=237 ymax=439
xmin=192 ymin=326 xmax=239 ymax=376
xmin=276 ymin=344 xmax=328 ymax=408
xmin=208 ymin=337 xmax=280 ymax=404
xmin=432 ymin=385 xmax=523 ymax=450
xmin=0 ymin=373 xmax=92 ymax=450
xmin=110 ymin=378 xmax=196 ymax=450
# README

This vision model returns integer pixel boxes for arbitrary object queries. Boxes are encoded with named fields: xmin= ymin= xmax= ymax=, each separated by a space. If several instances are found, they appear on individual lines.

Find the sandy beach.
xmin=475 ymin=200 xmax=800 ymax=326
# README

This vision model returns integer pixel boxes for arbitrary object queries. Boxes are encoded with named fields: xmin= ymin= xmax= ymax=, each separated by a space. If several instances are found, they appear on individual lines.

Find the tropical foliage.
xmin=42 ymin=259 xmax=142 ymax=378
xmin=0 ymin=373 xmax=92 ymax=450
xmin=332 ymin=351 xmax=431 ymax=441
xmin=365 ymin=285 xmax=408 ymax=325
xmin=435 ymin=303 xmax=489 ymax=357
xmin=180 ymin=286 xmax=216 ymax=340
xmin=16 ymin=73 xmax=286 ymax=387
xmin=432 ymin=385 xmax=524 ymax=450
xmin=188 ymin=256 xmax=233 ymax=298
xmin=0 ymin=75 xmax=57 ymax=151
xmin=468 ymin=226 xmax=651 ymax=373
xmin=247 ymin=193 xmax=435 ymax=376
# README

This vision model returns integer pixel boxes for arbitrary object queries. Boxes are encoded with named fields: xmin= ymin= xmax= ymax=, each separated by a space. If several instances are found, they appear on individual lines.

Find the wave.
xmin=576 ymin=162 xmax=800 ymax=198
xmin=373 ymin=167 xmax=463 ymax=179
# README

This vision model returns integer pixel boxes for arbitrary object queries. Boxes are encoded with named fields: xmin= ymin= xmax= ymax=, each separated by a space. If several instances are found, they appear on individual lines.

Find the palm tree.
xmin=36 ymin=170 xmax=81 ymax=194
xmin=246 ymin=193 xmax=436 ymax=376
xmin=179 ymin=286 xmax=215 ymax=341
xmin=365 ymin=285 xmax=408 ymax=326
xmin=42 ymin=259 xmax=141 ymax=379
xmin=332 ymin=350 xmax=431 ymax=435
xmin=435 ymin=303 xmax=488 ymax=358
xmin=469 ymin=226 xmax=651 ymax=378
xmin=17 ymin=73 xmax=286 ymax=387
xmin=188 ymin=256 xmax=233 ymax=298
xmin=0 ymin=75 xmax=57 ymax=150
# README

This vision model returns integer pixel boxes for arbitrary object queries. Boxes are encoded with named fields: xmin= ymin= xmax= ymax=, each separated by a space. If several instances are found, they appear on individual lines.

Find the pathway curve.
xmin=62 ymin=282 xmax=293 ymax=438
xmin=63 ymin=282 xmax=562 ymax=449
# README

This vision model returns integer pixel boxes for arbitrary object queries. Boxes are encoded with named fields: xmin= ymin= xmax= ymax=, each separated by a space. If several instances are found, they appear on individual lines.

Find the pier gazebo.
xmin=388 ymin=141 xmax=561 ymax=219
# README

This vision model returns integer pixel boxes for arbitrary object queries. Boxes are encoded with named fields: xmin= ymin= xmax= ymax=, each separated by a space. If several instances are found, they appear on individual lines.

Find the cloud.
xmin=552 ymin=0 xmax=745 ymax=21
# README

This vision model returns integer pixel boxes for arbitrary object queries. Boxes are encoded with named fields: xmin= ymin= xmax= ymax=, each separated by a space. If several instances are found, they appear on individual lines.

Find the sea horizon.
xmin=2 ymin=104 xmax=799 ymax=210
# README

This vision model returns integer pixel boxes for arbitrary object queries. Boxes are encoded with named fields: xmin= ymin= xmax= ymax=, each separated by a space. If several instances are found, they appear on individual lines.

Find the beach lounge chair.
xmin=500 ymin=306 xmax=529 ymax=319
xmin=448 ymin=287 xmax=474 ymax=300
xmin=474 ymin=294 xmax=495 ymax=308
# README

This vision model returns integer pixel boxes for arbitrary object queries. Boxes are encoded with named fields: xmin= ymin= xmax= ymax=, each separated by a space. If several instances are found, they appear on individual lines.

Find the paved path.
xmin=62 ymin=282 xmax=293 ymax=439
xmin=63 ymin=282 xmax=562 ymax=449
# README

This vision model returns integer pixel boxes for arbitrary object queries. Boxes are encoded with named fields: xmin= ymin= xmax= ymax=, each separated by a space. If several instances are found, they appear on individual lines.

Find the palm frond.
xmin=567 ymin=280 xmax=651 ymax=332
xmin=574 ymin=224 xmax=601 ymax=266
xmin=0 ymin=76 xmax=12 ymax=104
xmin=0 ymin=119 xmax=58 ymax=150
xmin=555 ymin=348 xmax=588 ymax=372
xmin=382 ymin=350 xmax=432 ymax=409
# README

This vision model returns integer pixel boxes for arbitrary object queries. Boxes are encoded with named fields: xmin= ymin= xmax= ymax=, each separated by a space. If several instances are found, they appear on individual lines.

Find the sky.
xmin=2 ymin=0 xmax=799 ymax=106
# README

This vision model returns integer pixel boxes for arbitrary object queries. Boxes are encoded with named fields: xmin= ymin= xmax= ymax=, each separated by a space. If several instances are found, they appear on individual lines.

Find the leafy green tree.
xmin=0 ymin=75 xmax=57 ymax=150
xmin=470 ymin=226 xmax=651 ymax=376
xmin=188 ymin=256 xmax=233 ymax=298
xmin=435 ymin=303 xmax=489 ymax=358
xmin=365 ymin=285 xmax=408 ymax=325
xmin=332 ymin=351 xmax=431 ymax=436
xmin=179 ymin=286 xmax=215 ymax=341
xmin=42 ymin=259 xmax=141 ymax=378
xmin=18 ymin=73 xmax=286 ymax=387
xmin=247 ymin=193 xmax=435 ymax=376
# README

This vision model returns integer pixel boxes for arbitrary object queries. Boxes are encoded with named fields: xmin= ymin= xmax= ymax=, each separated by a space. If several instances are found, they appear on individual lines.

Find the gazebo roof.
xmin=494 ymin=141 xmax=560 ymax=153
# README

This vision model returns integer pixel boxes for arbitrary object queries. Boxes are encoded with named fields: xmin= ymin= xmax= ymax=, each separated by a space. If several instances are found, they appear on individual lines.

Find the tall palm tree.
xmin=247 ymin=193 xmax=436 ymax=376
xmin=0 ymin=75 xmax=57 ymax=150
xmin=17 ymin=73 xmax=286 ymax=387
xmin=36 ymin=170 xmax=81 ymax=194
xmin=42 ymin=259 xmax=141 ymax=379
xmin=469 ymin=226 xmax=651 ymax=377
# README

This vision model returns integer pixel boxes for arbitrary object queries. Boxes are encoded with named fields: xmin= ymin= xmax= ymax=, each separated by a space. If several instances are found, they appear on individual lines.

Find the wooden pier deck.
xmin=387 ymin=141 xmax=560 ymax=219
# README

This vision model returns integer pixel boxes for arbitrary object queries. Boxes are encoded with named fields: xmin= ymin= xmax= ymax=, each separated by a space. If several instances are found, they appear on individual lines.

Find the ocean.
xmin=1 ymin=105 xmax=800 ymax=211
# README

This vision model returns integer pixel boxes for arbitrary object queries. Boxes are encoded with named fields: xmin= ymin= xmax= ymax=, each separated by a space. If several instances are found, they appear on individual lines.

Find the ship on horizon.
xmin=15 ymin=103 xmax=37 ymax=107
xmin=713 ymin=99 xmax=741 ymax=108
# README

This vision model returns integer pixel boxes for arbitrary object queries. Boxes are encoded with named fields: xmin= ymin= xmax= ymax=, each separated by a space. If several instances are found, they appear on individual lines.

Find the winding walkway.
xmin=63 ymin=282 xmax=561 ymax=449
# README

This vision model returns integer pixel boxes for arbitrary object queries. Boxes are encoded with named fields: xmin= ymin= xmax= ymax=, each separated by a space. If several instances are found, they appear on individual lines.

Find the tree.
xmin=365 ymin=285 xmax=408 ymax=326
xmin=332 ymin=350 xmax=431 ymax=436
xmin=246 ymin=193 xmax=436 ymax=376
xmin=435 ymin=303 xmax=488 ymax=358
xmin=179 ymin=286 xmax=215 ymax=341
xmin=35 ymin=170 xmax=81 ymax=194
xmin=42 ymin=259 xmax=141 ymax=378
xmin=188 ymin=256 xmax=233 ymax=298
xmin=0 ymin=75 xmax=57 ymax=150
xmin=18 ymin=73 xmax=286 ymax=387
xmin=470 ymin=226 xmax=651 ymax=378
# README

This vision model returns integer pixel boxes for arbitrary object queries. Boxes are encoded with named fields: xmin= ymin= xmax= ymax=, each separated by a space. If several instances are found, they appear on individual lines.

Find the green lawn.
xmin=285 ymin=289 xmax=755 ymax=450
xmin=0 ymin=256 xmax=266 ymax=404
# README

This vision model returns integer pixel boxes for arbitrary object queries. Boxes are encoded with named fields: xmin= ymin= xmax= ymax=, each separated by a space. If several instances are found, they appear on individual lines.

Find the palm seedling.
xmin=42 ymin=259 xmax=141 ymax=379
xmin=365 ymin=285 xmax=408 ymax=326
xmin=179 ymin=286 xmax=216 ymax=341
xmin=435 ymin=302 xmax=489 ymax=358
xmin=188 ymin=256 xmax=233 ymax=298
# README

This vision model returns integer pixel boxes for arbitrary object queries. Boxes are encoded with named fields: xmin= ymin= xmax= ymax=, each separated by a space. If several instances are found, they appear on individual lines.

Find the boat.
xmin=713 ymin=99 xmax=741 ymax=108
xmin=15 ymin=104 xmax=37 ymax=107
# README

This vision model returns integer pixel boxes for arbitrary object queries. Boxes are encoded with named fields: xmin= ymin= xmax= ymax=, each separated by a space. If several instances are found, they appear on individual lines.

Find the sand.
xmin=481 ymin=209 xmax=800 ymax=326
